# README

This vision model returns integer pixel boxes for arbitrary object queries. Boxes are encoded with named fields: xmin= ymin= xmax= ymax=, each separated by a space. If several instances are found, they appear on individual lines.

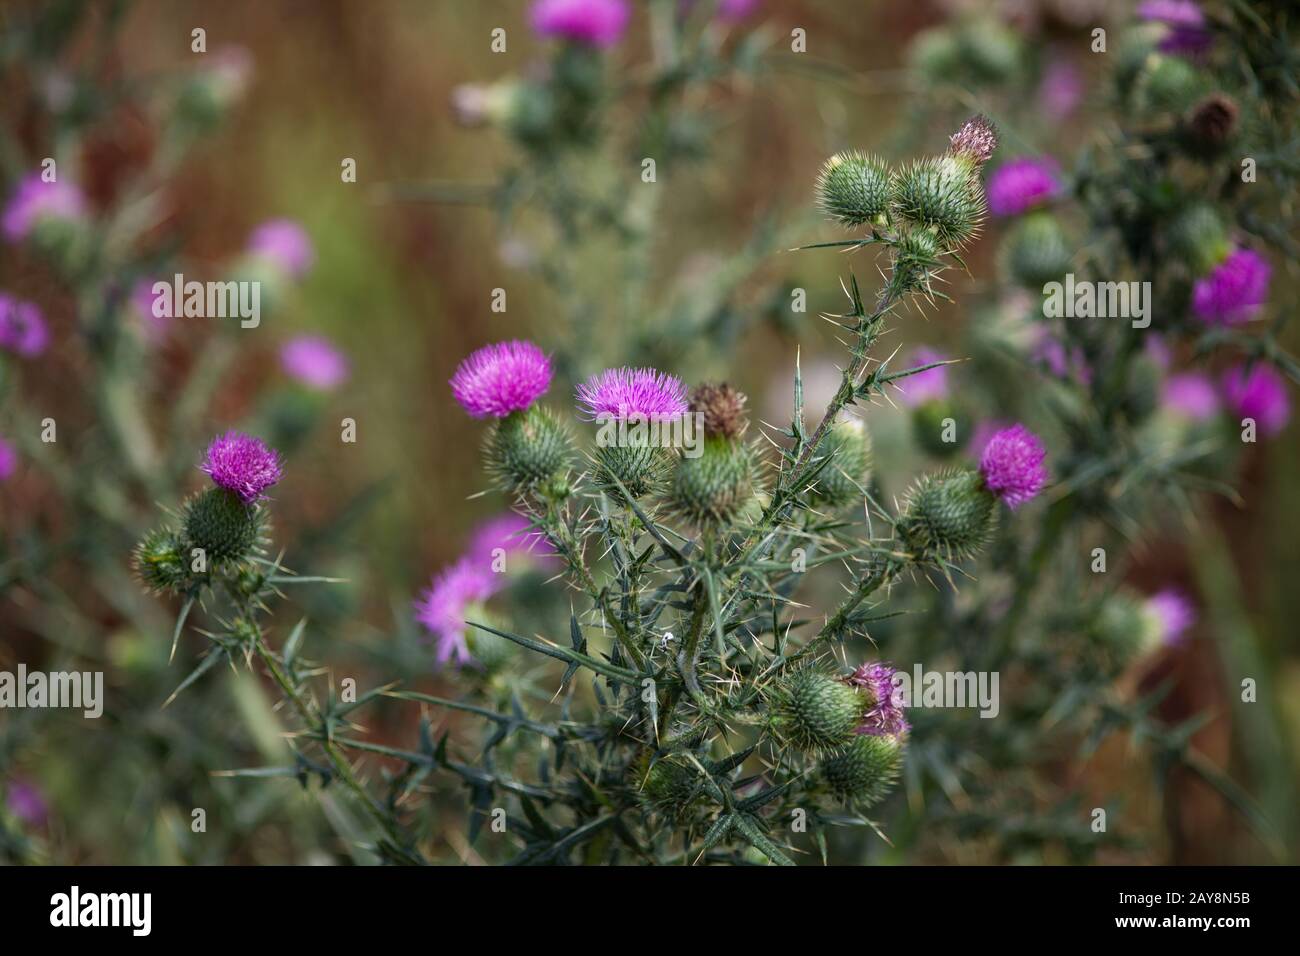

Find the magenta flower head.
xmin=5 ymin=777 xmax=48 ymax=827
xmin=847 ymin=662 xmax=909 ymax=738
xmin=1143 ymin=588 xmax=1196 ymax=648
xmin=716 ymin=0 xmax=760 ymax=21
xmin=131 ymin=279 xmax=171 ymax=342
xmin=415 ymin=559 xmax=498 ymax=666
xmin=576 ymin=366 xmax=688 ymax=421
xmin=1161 ymin=371 xmax=1220 ymax=421
xmin=1038 ymin=60 xmax=1083 ymax=122
xmin=451 ymin=339 xmax=553 ymax=418
xmin=468 ymin=512 xmax=557 ymax=568
xmin=987 ymin=157 xmax=1061 ymax=217
xmin=200 ymin=431 xmax=283 ymax=503
xmin=1192 ymin=248 xmax=1271 ymax=326
xmin=531 ymin=0 xmax=631 ymax=48
xmin=979 ymin=424 xmax=1048 ymax=508
xmin=1138 ymin=0 xmax=1213 ymax=56
xmin=3 ymin=173 xmax=87 ymax=243
xmin=898 ymin=347 xmax=949 ymax=407
xmin=0 ymin=436 xmax=17 ymax=482
xmin=0 ymin=294 xmax=49 ymax=358
xmin=1220 ymin=362 xmax=1291 ymax=437
xmin=280 ymin=334 xmax=350 ymax=391
xmin=247 ymin=219 xmax=314 ymax=279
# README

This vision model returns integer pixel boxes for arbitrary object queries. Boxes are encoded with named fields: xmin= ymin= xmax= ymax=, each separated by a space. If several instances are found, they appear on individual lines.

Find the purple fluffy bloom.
xmin=0 ymin=294 xmax=49 ymax=357
xmin=280 ymin=334 xmax=350 ymax=391
xmin=5 ymin=778 xmax=48 ymax=827
xmin=1038 ymin=60 xmax=1083 ymax=122
xmin=575 ymin=366 xmax=688 ymax=420
xmin=969 ymin=419 xmax=1011 ymax=459
xmin=467 ymin=512 xmax=558 ymax=569
xmin=987 ymin=157 xmax=1061 ymax=217
xmin=531 ymin=0 xmax=631 ymax=48
xmin=898 ymin=347 xmax=950 ymax=407
xmin=451 ymin=340 xmax=553 ymax=418
xmin=1192 ymin=248 xmax=1271 ymax=326
xmin=717 ymin=0 xmax=760 ymax=21
xmin=847 ymin=662 xmax=909 ymax=738
xmin=1032 ymin=328 xmax=1091 ymax=386
xmin=248 ymin=219 xmax=314 ymax=279
xmin=414 ymin=559 xmax=498 ymax=666
xmin=979 ymin=424 xmax=1048 ymax=508
xmin=2 ymin=173 xmax=87 ymax=242
xmin=1138 ymin=0 xmax=1213 ymax=56
xmin=200 ymin=431 xmax=283 ymax=503
xmin=1144 ymin=588 xmax=1196 ymax=647
xmin=1162 ymin=372 xmax=1220 ymax=421
xmin=0 ymin=436 xmax=16 ymax=482
xmin=1220 ymin=363 xmax=1290 ymax=436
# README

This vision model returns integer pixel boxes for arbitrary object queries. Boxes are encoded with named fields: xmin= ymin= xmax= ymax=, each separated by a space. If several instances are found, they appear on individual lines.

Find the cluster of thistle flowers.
xmin=131 ymin=432 xmax=282 ymax=607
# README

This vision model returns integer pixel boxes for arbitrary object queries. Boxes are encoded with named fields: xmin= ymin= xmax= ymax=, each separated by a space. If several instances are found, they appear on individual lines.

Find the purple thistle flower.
xmin=969 ymin=418 xmax=1012 ymax=459
xmin=247 ymin=219 xmax=314 ymax=279
xmin=987 ymin=157 xmax=1061 ymax=217
xmin=200 ymin=431 xmax=283 ymax=503
xmin=467 ymin=512 xmax=558 ymax=568
xmin=414 ymin=559 xmax=498 ymax=666
xmin=131 ymin=278 xmax=172 ymax=343
xmin=531 ymin=0 xmax=631 ymax=48
xmin=280 ymin=334 xmax=350 ymax=391
xmin=897 ymin=347 xmax=950 ymax=407
xmin=0 ymin=436 xmax=17 ymax=482
xmin=2 ymin=173 xmax=87 ymax=243
xmin=5 ymin=777 xmax=48 ymax=827
xmin=575 ymin=366 xmax=688 ymax=420
xmin=716 ymin=0 xmax=760 ymax=21
xmin=1038 ymin=60 xmax=1083 ymax=123
xmin=450 ymin=340 xmax=553 ymax=418
xmin=979 ymin=423 xmax=1048 ymax=508
xmin=948 ymin=115 xmax=999 ymax=167
xmin=1161 ymin=371 xmax=1220 ymax=421
xmin=1032 ymin=328 xmax=1091 ymax=386
xmin=1144 ymin=588 xmax=1196 ymax=648
xmin=847 ymin=662 xmax=909 ymax=738
xmin=1192 ymin=248 xmax=1271 ymax=326
xmin=1220 ymin=362 xmax=1290 ymax=436
xmin=1138 ymin=0 xmax=1213 ymax=56
xmin=0 ymin=294 xmax=49 ymax=358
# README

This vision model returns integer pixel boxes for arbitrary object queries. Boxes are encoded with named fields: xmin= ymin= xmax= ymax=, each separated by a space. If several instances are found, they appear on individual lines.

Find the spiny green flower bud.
xmin=1002 ymin=211 xmax=1072 ymax=290
xmin=955 ymin=18 xmax=1020 ymax=85
xmin=908 ymin=27 xmax=960 ymax=80
xmin=773 ymin=668 xmax=867 ymax=754
xmin=1136 ymin=54 xmax=1206 ymax=115
xmin=132 ymin=528 xmax=191 ymax=594
xmin=181 ymin=487 xmax=265 ymax=564
xmin=912 ymin=400 xmax=971 ymax=459
xmin=591 ymin=443 xmax=670 ymax=501
xmin=896 ymin=470 xmax=995 ymax=560
xmin=817 ymin=151 xmax=892 ymax=228
xmin=1167 ymin=203 xmax=1229 ymax=274
xmin=820 ymin=733 xmax=904 ymax=807
xmin=1122 ymin=356 xmax=1162 ymax=425
xmin=890 ymin=226 xmax=944 ymax=295
xmin=1092 ymin=592 xmax=1147 ymax=664
xmin=229 ymin=617 xmax=260 ymax=644
xmin=809 ymin=418 xmax=873 ymax=507
xmin=891 ymin=154 xmax=987 ymax=249
xmin=689 ymin=382 xmax=748 ymax=440
xmin=630 ymin=754 xmax=705 ymax=822
xmin=484 ymin=405 xmax=574 ymax=494
xmin=466 ymin=622 xmax=515 ymax=675
xmin=671 ymin=436 xmax=756 ymax=525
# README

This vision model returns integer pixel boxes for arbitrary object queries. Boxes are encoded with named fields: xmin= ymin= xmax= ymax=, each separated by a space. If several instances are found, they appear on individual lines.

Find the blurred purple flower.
xmin=1161 ymin=372 xmax=1220 ymax=421
xmin=576 ymin=366 xmax=688 ymax=420
xmin=1144 ymin=588 xmax=1195 ymax=647
xmin=969 ymin=418 xmax=1012 ymax=459
xmin=2 ymin=173 xmax=86 ymax=243
xmin=1138 ymin=0 xmax=1213 ymax=56
xmin=531 ymin=0 xmax=631 ymax=48
xmin=0 ymin=294 xmax=49 ymax=357
xmin=5 ymin=778 xmax=47 ymax=827
xmin=1192 ymin=248 xmax=1271 ymax=326
xmin=897 ymin=347 xmax=950 ymax=407
xmin=280 ymin=334 xmax=350 ymax=391
xmin=415 ymin=559 xmax=497 ymax=666
xmin=848 ymin=662 xmax=909 ymax=738
xmin=0 ymin=436 xmax=17 ymax=482
xmin=1032 ymin=328 xmax=1091 ymax=385
xmin=467 ymin=512 xmax=557 ymax=568
xmin=247 ymin=219 xmax=314 ymax=279
xmin=980 ymin=424 xmax=1048 ymax=508
xmin=987 ymin=157 xmax=1061 ymax=217
xmin=716 ymin=0 xmax=760 ymax=21
xmin=451 ymin=340 xmax=553 ymax=418
xmin=131 ymin=279 xmax=171 ymax=343
xmin=1220 ymin=363 xmax=1290 ymax=436
xmin=1038 ymin=60 xmax=1083 ymax=122
xmin=201 ymin=431 xmax=283 ymax=503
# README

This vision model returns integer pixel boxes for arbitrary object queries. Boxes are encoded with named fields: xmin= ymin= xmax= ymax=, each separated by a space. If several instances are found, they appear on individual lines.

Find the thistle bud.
xmin=896 ymin=469 xmax=995 ymax=560
xmin=1167 ymin=203 xmax=1229 ymax=274
xmin=689 ymin=382 xmax=748 ymax=439
xmin=670 ymin=436 xmax=756 ymax=525
xmin=484 ymin=405 xmax=575 ymax=494
xmin=1136 ymin=54 xmax=1205 ymax=115
xmin=891 ymin=154 xmax=987 ymax=250
xmin=772 ymin=668 xmax=868 ymax=754
xmin=1184 ymin=92 xmax=1239 ymax=153
xmin=809 ymin=418 xmax=873 ymax=507
xmin=816 ymin=151 xmax=892 ymax=228
xmin=947 ymin=114 xmax=999 ymax=169
xmin=820 ymin=733 xmax=904 ymax=807
xmin=631 ymin=754 xmax=705 ymax=822
xmin=182 ymin=487 xmax=266 ymax=564
xmin=1002 ymin=211 xmax=1072 ymax=290
xmin=889 ymin=226 xmax=944 ymax=296
xmin=579 ymin=366 xmax=688 ymax=501
xmin=131 ymin=528 xmax=192 ymax=594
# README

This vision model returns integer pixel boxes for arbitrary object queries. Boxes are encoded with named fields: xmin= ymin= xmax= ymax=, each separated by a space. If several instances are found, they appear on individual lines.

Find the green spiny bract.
xmin=809 ymin=418 xmax=873 ymax=507
xmin=890 ymin=154 xmax=986 ymax=250
xmin=484 ymin=405 xmax=574 ymax=494
xmin=816 ymin=151 xmax=892 ymax=228
xmin=772 ymin=668 xmax=867 ymax=754
xmin=888 ymin=225 xmax=944 ymax=297
xmin=820 ymin=733 xmax=904 ymax=807
xmin=1166 ymin=203 xmax=1229 ymax=274
xmin=131 ymin=527 xmax=192 ymax=594
xmin=896 ymin=469 xmax=996 ymax=561
xmin=1091 ymin=592 xmax=1149 ymax=665
xmin=181 ymin=487 xmax=266 ymax=564
xmin=1135 ymin=54 xmax=1207 ymax=115
xmin=631 ymin=753 xmax=707 ymax=822
xmin=590 ymin=442 xmax=670 ymax=501
xmin=670 ymin=436 xmax=756 ymax=525
xmin=1002 ymin=212 xmax=1072 ymax=290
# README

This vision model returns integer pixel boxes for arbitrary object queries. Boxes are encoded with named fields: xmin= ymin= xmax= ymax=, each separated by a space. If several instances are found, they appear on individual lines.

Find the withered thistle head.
xmin=689 ymin=382 xmax=748 ymax=439
xmin=947 ymin=114 xmax=999 ymax=167
xmin=1186 ymin=93 xmax=1238 ymax=149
